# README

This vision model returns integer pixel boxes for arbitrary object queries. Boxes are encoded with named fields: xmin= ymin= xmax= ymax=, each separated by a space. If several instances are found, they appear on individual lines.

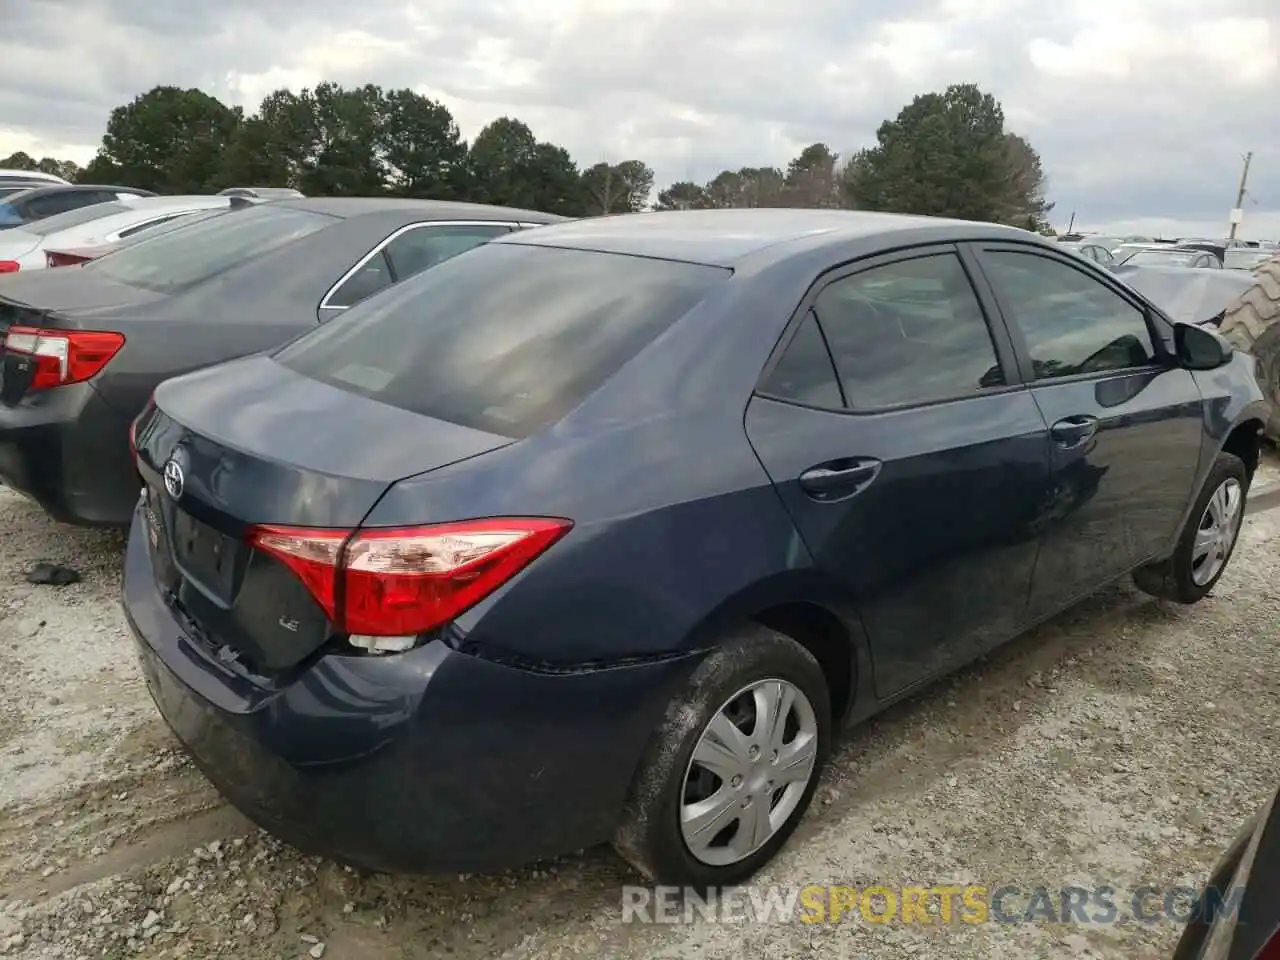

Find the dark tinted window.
xmin=327 ymin=251 xmax=393 ymax=307
xmin=815 ymin=253 xmax=1004 ymax=409
xmin=89 ymin=205 xmax=335 ymax=293
xmin=981 ymin=250 xmax=1157 ymax=379
xmin=24 ymin=201 xmax=130 ymax=236
xmin=759 ymin=312 xmax=843 ymax=408
xmin=277 ymin=243 xmax=727 ymax=437
xmin=27 ymin=192 xmax=97 ymax=218
xmin=385 ymin=223 xmax=511 ymax=280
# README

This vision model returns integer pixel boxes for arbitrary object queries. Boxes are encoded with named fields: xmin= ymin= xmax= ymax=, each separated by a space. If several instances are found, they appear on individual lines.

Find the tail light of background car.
xmin=45 ymin=251 xmax=93 ymax=268
xmin=0 ymin=261 xmax=18 ymax=273
xmin=1 ymin=326 xmax=125 ymax=391
xmin=247 ymin=517 xmax=573 ymax=653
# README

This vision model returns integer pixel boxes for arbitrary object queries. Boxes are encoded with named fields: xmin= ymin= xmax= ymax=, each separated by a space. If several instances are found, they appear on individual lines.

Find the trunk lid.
xmin=135 ymin=355 xmax=516 ymax=674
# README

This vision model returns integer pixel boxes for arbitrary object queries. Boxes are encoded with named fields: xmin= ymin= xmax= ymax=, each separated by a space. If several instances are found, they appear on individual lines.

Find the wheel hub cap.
xmin=1191 ymin=477 xmax=1243 ymax=587
xmin=679 ymin=678 xmax=819 ymax=867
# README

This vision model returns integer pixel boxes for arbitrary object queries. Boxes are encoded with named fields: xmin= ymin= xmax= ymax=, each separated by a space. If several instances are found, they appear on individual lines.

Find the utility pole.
xmin=1228 ymin=151 xmax=1252 ymax=242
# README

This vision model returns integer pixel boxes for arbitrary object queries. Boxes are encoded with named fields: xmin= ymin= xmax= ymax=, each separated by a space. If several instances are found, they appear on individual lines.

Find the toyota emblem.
xmin=162 ymin=458 xmax=185 ymax=500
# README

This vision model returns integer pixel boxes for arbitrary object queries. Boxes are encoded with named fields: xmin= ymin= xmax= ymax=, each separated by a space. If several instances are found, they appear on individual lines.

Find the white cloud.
xmin=0 ymin=0 xmax=1276 ymax=239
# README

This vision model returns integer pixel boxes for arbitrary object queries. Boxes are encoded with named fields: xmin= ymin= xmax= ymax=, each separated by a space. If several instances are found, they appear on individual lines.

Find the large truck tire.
xmin=1218 ymin=257 xmax=1280 ymax=443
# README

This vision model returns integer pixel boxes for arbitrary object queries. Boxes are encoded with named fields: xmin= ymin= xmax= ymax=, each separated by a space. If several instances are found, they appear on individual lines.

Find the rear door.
xmin=317 ymin=221 xmax=517 ymax=320
xmin=970 ymin=243 xmax=1204 ymax=617
xmin=744 ymin=245 xmax=1053 ymax=699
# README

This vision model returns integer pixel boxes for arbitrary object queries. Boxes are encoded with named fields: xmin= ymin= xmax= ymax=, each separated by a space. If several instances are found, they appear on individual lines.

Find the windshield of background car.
xmin=1124 ymin=249 xmax=1197 ymax=267
xmin=87 ymin=204 xmax=335 ymax=293
xmin=275 ymin=242 xmax=730 ymax=438
xmin=23 ymin=201 xmax=131 ymax=236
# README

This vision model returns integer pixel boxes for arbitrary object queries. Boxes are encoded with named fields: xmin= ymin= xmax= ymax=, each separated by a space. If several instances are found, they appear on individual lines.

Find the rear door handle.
xmin=798 ymin=458 xmax=882 ymax=501
xmin=1050 ymin=415 xmax=1099 ymax=448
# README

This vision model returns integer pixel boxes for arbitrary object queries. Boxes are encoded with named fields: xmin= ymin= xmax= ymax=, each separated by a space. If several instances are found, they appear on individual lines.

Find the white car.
xmin=0 ymin=167 xmax=70 ymax=197
xmin=0 ymin=195 xmax=250 ymax=273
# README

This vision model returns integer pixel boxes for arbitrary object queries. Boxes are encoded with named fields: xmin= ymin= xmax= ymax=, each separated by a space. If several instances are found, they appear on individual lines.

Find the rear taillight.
xmin=45 ymin=251 xmax=92 ymax=269
xmin=247 ymin=517 xmax=573 ymax=646
xmin=0 ymin=261 xmax=18 ymax=273
xmin=1 ymin=326 xmax=125 ymax=391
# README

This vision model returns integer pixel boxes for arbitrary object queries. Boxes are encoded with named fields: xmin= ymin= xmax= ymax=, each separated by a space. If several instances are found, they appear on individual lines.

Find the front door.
xmin=971 ymin=244 xmax=1205 ymax=617
xmin=745 ymin=246 xmax=1053 ymax=699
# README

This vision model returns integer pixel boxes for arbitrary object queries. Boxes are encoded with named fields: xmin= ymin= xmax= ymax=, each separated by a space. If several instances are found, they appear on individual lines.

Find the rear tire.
xmin=613 ymin=625 xmax=831 ymax=890
xmin=1133 ymin=452 xmax=1248 ymax=603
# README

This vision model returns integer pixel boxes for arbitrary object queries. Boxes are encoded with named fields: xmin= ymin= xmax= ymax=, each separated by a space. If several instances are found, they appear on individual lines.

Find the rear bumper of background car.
xmin=122 ymin=516 xmax=702 ymax=872
xmin=0 ymin=382 xmax=139 ymax=525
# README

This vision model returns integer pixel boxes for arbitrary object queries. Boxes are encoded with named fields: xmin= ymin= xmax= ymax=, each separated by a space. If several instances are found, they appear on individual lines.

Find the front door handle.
xmin=798 ymin=458 xmax=882 ymax=501
xmin=1050 ymin=415 xmax=1100 ymax=449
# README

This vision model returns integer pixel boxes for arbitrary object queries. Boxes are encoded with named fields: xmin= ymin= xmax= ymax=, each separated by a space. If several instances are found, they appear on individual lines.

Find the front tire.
xmin=1133 ymin=451 xmax=1248 ymax=603
xmin=613 ymin=626 xmax=831 ymax=889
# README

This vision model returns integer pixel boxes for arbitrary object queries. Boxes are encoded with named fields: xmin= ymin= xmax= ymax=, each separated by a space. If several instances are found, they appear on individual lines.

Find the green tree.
xmin=463 ymin=118 xmax=587 ymax=213
xmin=0 ymin=151 xmax=81 ymax=181
xmin=297 ymin=82 xmax=387 ymax=195
xmin=83 ymin=86 xmax=240 ymax=192
xmin=783 ymin=143 xmax=841 ymax=208
xmin=653 ymin=181 xmax=709 ymax=211
xmin=379 ymin=88 xmax=467 ymax=199
xmin=703 ymin=167 xmax=786 ymax=208
xmin=581 ymin=160 xmax=655 ymax=214
xmin=464 ymin=117 xmax=540 ymax=206
xmin=843 ymin=82 xmax=1052 ymax=226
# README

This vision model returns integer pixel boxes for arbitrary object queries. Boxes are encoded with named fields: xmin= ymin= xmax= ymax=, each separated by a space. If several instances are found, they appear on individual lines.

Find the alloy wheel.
xmin=679 ymin=678 xmax=819 ymax=866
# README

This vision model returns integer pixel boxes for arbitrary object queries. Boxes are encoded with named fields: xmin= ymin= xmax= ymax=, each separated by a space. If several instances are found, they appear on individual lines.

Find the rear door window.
xmin=326 ymin=251 xmax=394 ymax=308
xmin=277 ymin=243 xmax=728 ymax=438
xmin=88 ymin=205 xmax=335 ymax=292
xmin=384 ymin=223 xmax=512 ymax=280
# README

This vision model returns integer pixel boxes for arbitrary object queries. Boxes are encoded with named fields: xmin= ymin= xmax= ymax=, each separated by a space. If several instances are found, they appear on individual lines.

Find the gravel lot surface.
xmin=1 ymin=455 xmax=1278 ymax=960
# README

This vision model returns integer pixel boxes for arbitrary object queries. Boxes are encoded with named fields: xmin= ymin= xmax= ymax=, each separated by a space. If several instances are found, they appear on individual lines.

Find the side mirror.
xmin=1174 ymin=322 xmax=1233 ymax=370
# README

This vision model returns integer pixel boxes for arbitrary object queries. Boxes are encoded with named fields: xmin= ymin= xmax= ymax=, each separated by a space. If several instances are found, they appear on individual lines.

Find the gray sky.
xmin=2 ymin=0 xmax=1277 ymax=238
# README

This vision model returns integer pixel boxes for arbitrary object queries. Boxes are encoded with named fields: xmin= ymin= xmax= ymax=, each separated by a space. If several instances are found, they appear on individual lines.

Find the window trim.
xmin=754 ymin=242 xmax=1027 ymax=415
xmin=966 ymin=241 xmax=1175 ymax=387
xmin=318 ymin=219 xmax=520 ymax=311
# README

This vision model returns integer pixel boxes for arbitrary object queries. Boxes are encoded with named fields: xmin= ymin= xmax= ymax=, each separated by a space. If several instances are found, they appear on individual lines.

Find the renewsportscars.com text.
xmin=620 ymin=884 xmax=1241 ymax=925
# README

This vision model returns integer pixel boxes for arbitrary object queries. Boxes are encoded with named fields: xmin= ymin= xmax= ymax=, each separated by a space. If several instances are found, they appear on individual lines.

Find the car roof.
xmin=494 ymin=208 xmax=1042 ymax=268
xmin=273 ymin=196 xmax=567 ymax=223
xmin=2 ymin=184 xmax=152 ymax=202
xmin=0 ymin=168 xmax=68 ymax=184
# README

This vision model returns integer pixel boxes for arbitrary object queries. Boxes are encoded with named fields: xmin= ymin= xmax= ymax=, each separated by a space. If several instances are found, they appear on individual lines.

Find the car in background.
xmin=1114 ymin=244 xmax=1222 ymax=269
xmin=1172 ymin=783 xmax=1280 ymax=959
xmin=0 ymin=197 xmax=564 ymax=526
xmin=0 ymin=195 xmax=256 ymax=272
xmin=0 ymin=184 xmax=156 ymax=230
xmin=0 ymin=168 xmax=70 ymax=198
xmin=1224 ymin=248 xmax=1276 ymax=272
xmin=217 ymin=186 xmax=305 ymax=200
xmin=1058 ymin=241 xmax=1116 ymax=267
xmin=122 ymin=209 xmax=1267 ymax=889
xmin=41 ymin=208 xmax=233 ymax=267
xmin=1113 ymin=264 xmax=1256 ymax=327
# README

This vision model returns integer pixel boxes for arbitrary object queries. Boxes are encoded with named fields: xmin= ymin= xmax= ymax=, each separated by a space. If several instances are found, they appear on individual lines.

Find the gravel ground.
xmin=1 ymin=455 xmax=1278 ymax=960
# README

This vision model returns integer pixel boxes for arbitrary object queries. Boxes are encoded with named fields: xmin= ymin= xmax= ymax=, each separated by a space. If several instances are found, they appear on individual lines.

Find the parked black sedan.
xmin=0 ymin=198 xmax=563 ymax=525
xmin=124 ymin=209 xmax=1268 ymax=889
xmin=0 ymin=184 xmax=156 ymax=228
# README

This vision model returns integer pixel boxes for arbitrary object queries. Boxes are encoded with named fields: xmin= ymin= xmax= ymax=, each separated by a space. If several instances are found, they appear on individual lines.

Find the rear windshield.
xmin=87 ymin=204 xmax=335 ymax=293
xmin=25 ymin=201 xmax=131 ymax=236
xmin=275 ymin=242 xmax=728 ymax=438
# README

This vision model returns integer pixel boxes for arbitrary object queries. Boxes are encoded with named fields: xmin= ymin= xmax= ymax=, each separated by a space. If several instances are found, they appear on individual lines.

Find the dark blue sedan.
xmin=124 ymin=209 xmax=1269 ymax=889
